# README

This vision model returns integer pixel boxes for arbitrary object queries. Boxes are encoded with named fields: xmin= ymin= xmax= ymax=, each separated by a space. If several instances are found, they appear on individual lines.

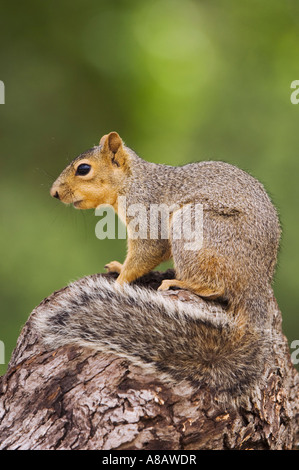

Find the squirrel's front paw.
xmin=105 ymin=261 xmax=123 ymax=274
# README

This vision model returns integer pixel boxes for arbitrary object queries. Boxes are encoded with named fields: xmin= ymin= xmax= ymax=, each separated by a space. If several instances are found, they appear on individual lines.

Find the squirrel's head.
xmin=50 ymin=132 xmax=131 ymax=209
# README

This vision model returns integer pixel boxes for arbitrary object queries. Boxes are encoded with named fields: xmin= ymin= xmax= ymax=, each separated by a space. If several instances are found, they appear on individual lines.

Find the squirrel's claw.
xmin=105 ymin=261 xmax=123 ymax=274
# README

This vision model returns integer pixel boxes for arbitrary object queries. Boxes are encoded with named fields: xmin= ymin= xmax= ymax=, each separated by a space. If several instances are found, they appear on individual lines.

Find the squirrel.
xmin=35 ymin=131 xmax=281 ymax=403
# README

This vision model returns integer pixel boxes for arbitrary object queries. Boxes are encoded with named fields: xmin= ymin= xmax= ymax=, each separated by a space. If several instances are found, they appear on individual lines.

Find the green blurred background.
xmin=1 ymin=0 xmax=299 ymax=375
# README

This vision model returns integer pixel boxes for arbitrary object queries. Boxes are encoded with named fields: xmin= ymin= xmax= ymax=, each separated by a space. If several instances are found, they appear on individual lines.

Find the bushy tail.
xmin=34 ymin=275 xmax=271 ymax=401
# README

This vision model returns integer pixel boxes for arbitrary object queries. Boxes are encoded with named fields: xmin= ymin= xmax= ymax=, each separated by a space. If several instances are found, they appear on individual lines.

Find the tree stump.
xmin=0 ymin=271 xmax=298 ymax=450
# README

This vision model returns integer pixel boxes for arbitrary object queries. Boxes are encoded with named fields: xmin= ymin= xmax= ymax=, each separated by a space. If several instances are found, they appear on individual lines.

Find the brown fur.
xmin=45 ymin=131 xmax=281 ymax=401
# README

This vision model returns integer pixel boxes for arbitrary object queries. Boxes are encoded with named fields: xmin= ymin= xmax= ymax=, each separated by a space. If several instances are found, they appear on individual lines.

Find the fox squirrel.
xmin=35 ymin=132 xmax=281 ymax=403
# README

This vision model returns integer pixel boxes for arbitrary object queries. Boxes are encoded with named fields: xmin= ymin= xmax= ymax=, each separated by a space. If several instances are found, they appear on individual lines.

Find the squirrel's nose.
xmin=50 ymin=186 xmax=60 ymax=199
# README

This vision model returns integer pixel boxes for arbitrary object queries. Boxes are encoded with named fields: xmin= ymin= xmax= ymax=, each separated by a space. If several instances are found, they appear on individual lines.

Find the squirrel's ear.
xmin=100 ymin=132 xmax=123 ymax=154
xmin=100 ymin=132 xmax=128 ymax=169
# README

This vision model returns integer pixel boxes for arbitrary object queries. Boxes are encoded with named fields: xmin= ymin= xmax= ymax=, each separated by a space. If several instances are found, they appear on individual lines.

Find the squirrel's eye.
xmin=76 ymin=163 xmax=91 ymax=176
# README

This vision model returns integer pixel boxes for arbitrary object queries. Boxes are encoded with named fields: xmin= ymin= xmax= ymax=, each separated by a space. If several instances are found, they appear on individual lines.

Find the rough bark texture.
xmin=0 ymin=270 xmax=298 ymax=450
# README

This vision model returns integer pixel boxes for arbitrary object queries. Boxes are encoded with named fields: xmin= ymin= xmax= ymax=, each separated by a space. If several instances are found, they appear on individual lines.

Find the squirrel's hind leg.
xmin=170 ymin=235 xmax=226 ymax=300
xmin=158 ymin=279 xmax=189 ymax=291
xmin=158 ymin=277 xmax=224 ymax=299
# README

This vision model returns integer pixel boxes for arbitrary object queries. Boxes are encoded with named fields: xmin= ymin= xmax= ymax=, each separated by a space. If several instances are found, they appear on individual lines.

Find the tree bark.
xmin=0 ymin=271 xmax=298 ymax=450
